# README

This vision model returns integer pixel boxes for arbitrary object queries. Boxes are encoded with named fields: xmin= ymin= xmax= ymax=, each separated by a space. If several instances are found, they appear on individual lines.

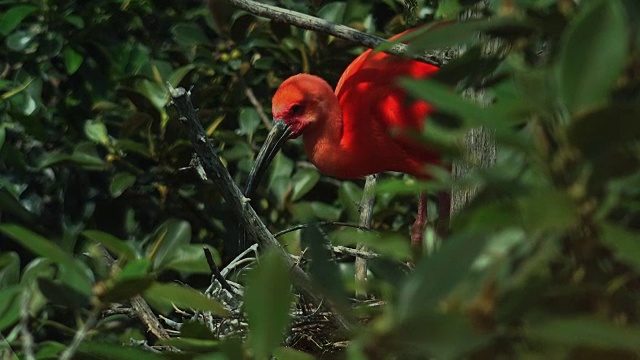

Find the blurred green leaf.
xmin=317 ymin=2 xmax=346 ymax=23
xmin=171 ymin=23 xmax=210 ymax=46
xmin=566 ymin=104 xmax=640 ymax=158
xmin=0 ymin=126 xmax=5 ymax=151
xmin=246 ymin=250 xmax=293 ymax=359
xmin=5 ymin=30 xmax=35 ymax=52
xmin=403 ymin=18 xmax=535 ymax=53
xmin=84 ymin=119 xmax=110 ymax=145
xmin=144 ymin=282 xmax=229 ymax=316
xmin=0 ymin=5 xmax=38 ymax=36
xmin=273 ymin=346 xmax=315 ymax=360
xmin=302 ymin=225 xmax=349 ymax=308
xmin=526 ymin=317 xmax=640 ymax=352
xmin=0 ymin=285 xmax=21 ymax=332
xmin=110 ymin=172 xmax=136 ymax=198
xmin=517 ymin=190 xmax=576 ymax=232
xmin=158 ymin=337 xmax=220 ymax=352
xmin=78 ymin=342 xmax=166 ymax=360
xmin=165 ymin=244 xmax=219 ymax=274
xmin=238 ymin=107 xmax=261 ymax=138
xmin=398 ymin=231 xmax=489 ymax=318
xmin=389 ymin=311 xmax=490 ymax=358
xmin=556 ymin=0 xmax=627 ymax=114
xmin=147 ymin=219 xmax=192 ymax=271
xmin=100 ymin=259 xmax=154 ymax=303
xmin=63 ymin=46 xmax=84 ymax=74
xmin=600 ymin=223 xmax=640 ymax=270
xmin=82 ymin=230 xmax=137 ymax=260
xmin=0 ymin=187 xmax=35 ymax=224
xmin=290 ymin=168 xmax=320 ymax=202
xmin=37 ymin=277 xmax=90 ymax=308
xmin=0 ymin=252 xmax=20 ymax=287
xmin=0 ymin=224 xmax=92 ymax=296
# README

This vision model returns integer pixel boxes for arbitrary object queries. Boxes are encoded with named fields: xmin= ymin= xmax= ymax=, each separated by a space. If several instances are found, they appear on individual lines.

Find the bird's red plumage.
xmin=272 ymin=30 xmax=440 ymax=179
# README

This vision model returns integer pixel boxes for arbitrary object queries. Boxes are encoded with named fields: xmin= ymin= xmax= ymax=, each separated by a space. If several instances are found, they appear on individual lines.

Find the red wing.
xmin=335 ymin=32 xmax=440 ymax=164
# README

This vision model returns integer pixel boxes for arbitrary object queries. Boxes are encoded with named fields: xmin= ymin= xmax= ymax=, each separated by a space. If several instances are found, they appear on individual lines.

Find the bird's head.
xmin=272 ymin=73 xmax=334 ymax=138
xmin=244 ymin=74 xmax=334 ymax=196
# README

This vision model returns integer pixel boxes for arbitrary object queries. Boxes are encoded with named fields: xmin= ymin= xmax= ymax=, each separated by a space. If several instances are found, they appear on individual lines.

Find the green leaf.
xmin=82 ymin=230 xmax=137 ymax=260
xmin=245 ymin=250 xmax=293 ymax=359
xmin=144 ymin=282 xmax=229 ymax=316
xmin=0 ymin=285 xmax=21 ymax=332
xmin=0 ymin=5 xmax=37 ymax=36
xmin=167 ymin=64 xmax=196 ymax=87
xmin=600 ymin=223 xmax=640 ymax=270
xmin=556 ymin=0 xmax=627 ymax=114
xmin=398 ymin=231 xmax=490 ymax=318
xmin=317 ymin=2 xmax=346 ymax=23
xmin=6 ymin=30 xmax=35 ymax=52
xmin=338 ymin=181 xmax=363 ymax=221
xmin=273 ymin=346 xmax=315 ymax=360
xmin=37 ymin=277 xmax=90 ymax=308
xmin=0 ymin=187 xmax=35 ymax=224
xmin=99 ymin=259 xmax=154 ymax=303
xmin=158 ymin=337 xmax=220 ymax=352
xmin=516 ymin=190 xmax=576 ymax=232
xmin=171 ymin=23 xmax=210 ymax=46
xmin=290 ymin=168 xmax=320 ymax=201
xmin=405 ymin=18 xmax=535 ymax=53
xmin=238 ymin=107 xmax=261 ymax=138
xmin=165 ymin=244 xmax=220 ymax=275
xmin=0 ymin=252 xmax=20 ymax=287
xmin=78 ymin=342 xmax=166 ymax=360
xmin=389 ymin=311 xmax=490 ymax=359
xmin=526 ymin=317 xmax=640 ymax=352
xmin=0 ymin=126 xmax=5 ymax=151
xmin=109 ymin=172 xmax=136 ymax=198
xmin=63 ymin=46 xmax=84 ymax=74
xmin=84 ymin=119 xmax=109 ymax=145
xmin=566 ymin=105 xmax=640 ymax=158
xmin=301 ymin=225 xmax=349 ymax=308
xmin=0 ymin=224 xmax=92 ymax=296
xmin=147 ymin=218 xmax=192 ymax=271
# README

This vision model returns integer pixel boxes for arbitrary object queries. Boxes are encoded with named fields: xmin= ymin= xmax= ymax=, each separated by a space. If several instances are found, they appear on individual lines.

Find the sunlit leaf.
xmin=84 ymin=119 xmax=110 ymax=145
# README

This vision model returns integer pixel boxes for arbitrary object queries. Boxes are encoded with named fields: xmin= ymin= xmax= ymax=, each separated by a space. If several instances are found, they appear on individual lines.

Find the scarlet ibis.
xmin=245 ymin=31 xmax=449 ymax=251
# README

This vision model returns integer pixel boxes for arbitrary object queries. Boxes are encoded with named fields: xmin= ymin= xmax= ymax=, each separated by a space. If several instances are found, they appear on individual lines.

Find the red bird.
xmin=245 ymin=31 xmax=449 ymax=251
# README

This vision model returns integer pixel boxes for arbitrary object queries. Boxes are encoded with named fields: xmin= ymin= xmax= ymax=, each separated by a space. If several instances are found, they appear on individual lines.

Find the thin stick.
xmin=222 ymin=0 xmax=445 ymax=66
xmin=58 ymin=309 xmax=99 ymax=360
xmin=204 ymin=247 xmax=234 ymax=292
xmin=19 ymin=287 xmax=35 ymax=360
xmin=355 ymin=174 xmax=377 ymax=299
xmin=169 ymin=85 xmax=352 ymax=333
xmin=273 ymin=221 xmax=373 ymax=238
xmin=244 ymin=85 xmax=272 ymax=130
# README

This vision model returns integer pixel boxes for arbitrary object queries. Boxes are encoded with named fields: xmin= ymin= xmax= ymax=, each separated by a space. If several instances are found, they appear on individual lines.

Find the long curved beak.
xmin=244 ymin=120 xmax=293 ymax=197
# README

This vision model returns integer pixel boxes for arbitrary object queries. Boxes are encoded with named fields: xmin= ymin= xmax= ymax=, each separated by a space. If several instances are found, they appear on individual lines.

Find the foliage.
xmin=1 ymin=0 xmax=640 ymax=358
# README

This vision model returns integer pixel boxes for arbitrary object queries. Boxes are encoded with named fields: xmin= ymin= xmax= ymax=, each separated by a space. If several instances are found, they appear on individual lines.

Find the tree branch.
xmin=168 ymin=85 xmax=352 ymax=333
xmin=222 ymin=0 xmax=446 ymax=66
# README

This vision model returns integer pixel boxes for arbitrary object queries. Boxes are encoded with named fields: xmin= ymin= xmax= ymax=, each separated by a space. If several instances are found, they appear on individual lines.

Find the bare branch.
xmin=168 ymin=85 xmax=352 ymax=333
xmin=222 ymin=0 xmax=445 ymax=66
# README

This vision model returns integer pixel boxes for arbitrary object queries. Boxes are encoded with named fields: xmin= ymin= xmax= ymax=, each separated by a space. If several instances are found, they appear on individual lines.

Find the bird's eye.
xmin=290 ymin=104 xmax=303 ymax=115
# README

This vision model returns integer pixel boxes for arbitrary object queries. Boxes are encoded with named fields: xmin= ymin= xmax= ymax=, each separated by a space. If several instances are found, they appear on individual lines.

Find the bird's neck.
xmin=302 ymin=93 xmax=347 ymax=177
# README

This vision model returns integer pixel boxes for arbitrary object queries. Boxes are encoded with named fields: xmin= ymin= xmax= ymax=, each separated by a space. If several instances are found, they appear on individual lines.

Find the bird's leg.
xmin=411 ymin=192 xmax=428 ymax=256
